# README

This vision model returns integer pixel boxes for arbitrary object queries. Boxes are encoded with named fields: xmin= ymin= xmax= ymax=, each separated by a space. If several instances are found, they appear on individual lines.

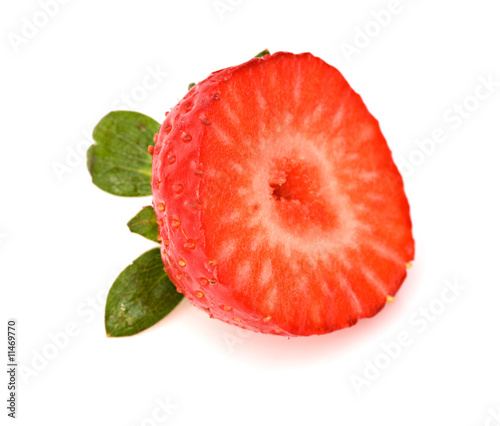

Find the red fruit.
xmin=151 ymin=52 xmax=414 ymax=337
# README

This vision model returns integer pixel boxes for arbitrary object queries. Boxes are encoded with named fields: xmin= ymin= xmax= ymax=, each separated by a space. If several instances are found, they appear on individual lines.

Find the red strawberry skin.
xmin=151 ymin=52 xmax=414 ymax=337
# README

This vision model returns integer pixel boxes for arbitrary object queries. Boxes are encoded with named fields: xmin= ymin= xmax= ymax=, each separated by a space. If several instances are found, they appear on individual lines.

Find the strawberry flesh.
xmin=151 ymin=52 xmax=414 ymax=336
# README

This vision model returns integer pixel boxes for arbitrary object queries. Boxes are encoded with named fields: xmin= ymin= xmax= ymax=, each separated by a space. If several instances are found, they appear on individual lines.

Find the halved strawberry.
xmin=151 ymin=52 xmax=414 ymax=337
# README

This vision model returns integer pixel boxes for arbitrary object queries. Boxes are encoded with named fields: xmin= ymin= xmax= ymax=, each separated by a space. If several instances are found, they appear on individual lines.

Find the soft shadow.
xmin=184 ymin=263 xmax=423 ymax=367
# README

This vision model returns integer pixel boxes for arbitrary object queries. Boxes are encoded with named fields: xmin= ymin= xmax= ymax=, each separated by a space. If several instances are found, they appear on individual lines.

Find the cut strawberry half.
xmin=151 ymin=51 xmax=414 ymax=337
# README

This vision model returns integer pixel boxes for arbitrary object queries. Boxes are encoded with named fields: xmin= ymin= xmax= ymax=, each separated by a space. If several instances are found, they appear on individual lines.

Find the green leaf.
xmin=187 ymin=82 xmax=195 ymax=90
xmin=255 ymin=49 xmax=271 ymax=58
xmin=87 ymin=111 xmax=160 ymax=197
xmin=105 ymin=248 xmax=184 ymax=337
xmin=127 ymin=206 xmax=159 ymax=242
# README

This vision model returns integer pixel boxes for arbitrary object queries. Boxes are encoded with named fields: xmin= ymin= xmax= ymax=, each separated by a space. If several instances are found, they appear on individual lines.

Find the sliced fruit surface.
xmin=151 ymin=52 xmax=414 ymax=336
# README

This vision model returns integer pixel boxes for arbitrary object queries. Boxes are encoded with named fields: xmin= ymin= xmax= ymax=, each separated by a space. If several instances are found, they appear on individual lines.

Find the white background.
xmin=2 ymin=0 xmax=500 ymax=425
